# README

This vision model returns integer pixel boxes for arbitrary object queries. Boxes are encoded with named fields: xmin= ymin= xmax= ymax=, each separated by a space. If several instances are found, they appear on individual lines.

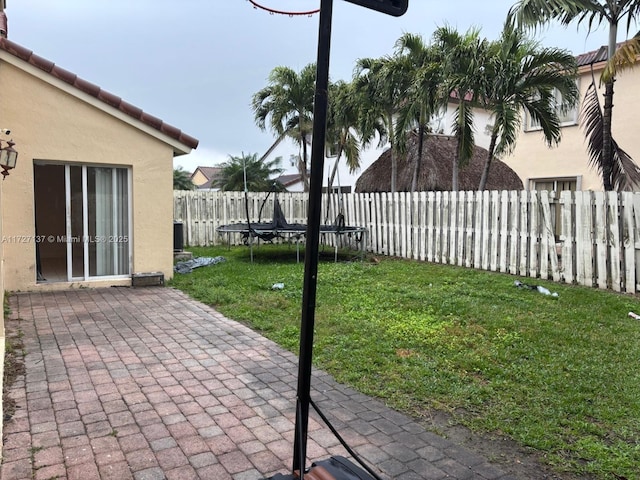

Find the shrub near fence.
xmin=174 ymin=190 xmax=640 ymax=294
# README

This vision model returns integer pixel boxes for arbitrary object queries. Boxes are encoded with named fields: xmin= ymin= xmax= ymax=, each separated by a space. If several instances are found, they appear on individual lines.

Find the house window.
xmin=525 ymin=86 xmax=578 ymax=131
xmin=529 ymin=177 xmax=579 ymax=192
xmin=529 ymin=177 xmax=580 ymax=239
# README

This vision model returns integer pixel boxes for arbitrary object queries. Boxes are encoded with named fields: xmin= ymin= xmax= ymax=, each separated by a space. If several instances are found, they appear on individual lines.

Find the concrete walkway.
xmin=1 ymin=288 xmax=515 ymax=480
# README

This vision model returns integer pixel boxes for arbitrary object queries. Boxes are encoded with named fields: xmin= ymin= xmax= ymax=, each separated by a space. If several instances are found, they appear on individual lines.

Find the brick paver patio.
xmin=1 ymin=287 xmax=514 ymax=479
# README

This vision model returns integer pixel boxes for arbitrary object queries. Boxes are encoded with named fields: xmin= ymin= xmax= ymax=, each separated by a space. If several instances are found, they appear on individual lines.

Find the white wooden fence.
xmin=174 ymin=190 xmax=640 ymax=294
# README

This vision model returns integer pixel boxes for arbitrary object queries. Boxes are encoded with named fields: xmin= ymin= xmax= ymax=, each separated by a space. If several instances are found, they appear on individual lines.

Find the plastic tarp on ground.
xmin=174 ymin=256 xmax=226 ymax=274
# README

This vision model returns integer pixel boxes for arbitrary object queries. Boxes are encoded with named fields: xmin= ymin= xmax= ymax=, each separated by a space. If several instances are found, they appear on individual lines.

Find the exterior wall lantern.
xmin=0 ymin=139 xmax=18 ymax=179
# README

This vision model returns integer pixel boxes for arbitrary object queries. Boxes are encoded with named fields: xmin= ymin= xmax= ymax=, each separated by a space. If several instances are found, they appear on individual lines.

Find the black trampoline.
xmin=217 ymin=197 xmax=367 ymax=262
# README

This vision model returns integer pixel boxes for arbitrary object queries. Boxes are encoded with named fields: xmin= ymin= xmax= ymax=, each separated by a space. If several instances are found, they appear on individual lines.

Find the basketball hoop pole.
xmin=293 ymin=0 xmax=333 ymax=475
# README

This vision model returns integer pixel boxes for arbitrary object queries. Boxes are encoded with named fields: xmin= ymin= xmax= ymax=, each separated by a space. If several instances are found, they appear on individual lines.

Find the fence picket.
xmin=408 ymin=192 xmax=416 ymax=259
xmin=366 ymin=193 xmax=375 ymax=253
xmin=441 ymin=192 xmax=451 ymax=264
xmin=427 ymin=192 xmax=436 ymax=263
xmin=417 ymin=192 xmax=426 ymax=261
xmin=498 ymin=191 xmax=509 ymax=273
xmin=456 ymin=191 xmax=465 ymax=267
xmin=395 ymin=192 xmax=402 ymax=257
xmin=473 ymin=191 xmax=484 ymax=270
xmin=607 ymin=192 xmax=622 ymax=292
xmin=621 ymin=192 xmax=636 ymax=293
xmin=489 ymin=191 xmax=499 ymax=272
xmin=464 ymin=192 xmax=474 ymax=268
xmin=519 ymin=190 xmax=529 ymax=277
xmin=539 ymin=191 xmax=550 ymax=280
xmin=559 ymin=191 xmax=574 ymax=284
xmin=449 ymin=192 xmax=458 ymax=265
xmin=382 ymin=193 xmax=391 ymax=256
xmin=398 ymin=192 xmax=407 ymax=258
xmin=529 ymin=190 xmax=539 ymax=278
xmin=633 ymin=194 xmax=640 ymax=291
xmin=509 ymin=191 xmax=519 ymax=275
xmin=374 ymin=193 xmax=383 ymax=254
xmin=593 ymin=192 xmax=607 ymax=289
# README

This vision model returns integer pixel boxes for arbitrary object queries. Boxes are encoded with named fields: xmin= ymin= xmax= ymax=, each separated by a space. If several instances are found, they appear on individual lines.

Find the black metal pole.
xmin=292 ymin=0 xmax=333 ymax=475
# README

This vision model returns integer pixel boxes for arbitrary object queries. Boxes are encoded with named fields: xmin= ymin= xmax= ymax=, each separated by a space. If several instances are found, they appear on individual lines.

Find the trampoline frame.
xmin=216 ymin=222 xmax=367 ymax=262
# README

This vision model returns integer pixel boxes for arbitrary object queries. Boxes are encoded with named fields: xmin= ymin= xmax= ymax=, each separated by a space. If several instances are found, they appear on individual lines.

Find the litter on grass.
xmin=174 ymin=256 xmax=226 ymax=274
xmin=629 ymin=312 xmax=640 ymax=320
xmin=514 ymin=280 xmax=559 ymax=297
xmin=271 ymin=283 xmax=285 ymax=290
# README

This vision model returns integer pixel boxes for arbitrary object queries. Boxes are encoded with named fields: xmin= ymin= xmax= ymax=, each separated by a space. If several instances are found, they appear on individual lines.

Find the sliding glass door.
xmin=65 ymin=164 xmax=131 ymax=280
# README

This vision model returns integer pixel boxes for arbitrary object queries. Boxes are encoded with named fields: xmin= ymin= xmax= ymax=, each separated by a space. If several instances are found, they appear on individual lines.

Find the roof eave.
xmin=0 ymin=41 xmax=198 ymax=155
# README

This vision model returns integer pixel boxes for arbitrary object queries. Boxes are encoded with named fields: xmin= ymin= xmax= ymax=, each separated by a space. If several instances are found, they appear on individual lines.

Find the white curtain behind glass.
xmin=93 ymin=167 xmax=114 ymax=276
xmin=115 ymin=168 xmax=129 ymax=275
xmin=89 ymin=166 xmax=129 ymax=277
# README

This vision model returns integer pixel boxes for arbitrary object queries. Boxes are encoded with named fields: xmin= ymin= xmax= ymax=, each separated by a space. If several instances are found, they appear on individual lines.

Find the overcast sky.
xmin=7 ymin=1 xmax=619 ymax=175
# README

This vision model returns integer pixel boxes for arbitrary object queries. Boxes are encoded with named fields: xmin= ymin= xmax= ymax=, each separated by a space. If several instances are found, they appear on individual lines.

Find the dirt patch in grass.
xmin=3 ymin=320 xmax=25 ymax=425
xmin=423 ymin=410 xmax=593 ymax=480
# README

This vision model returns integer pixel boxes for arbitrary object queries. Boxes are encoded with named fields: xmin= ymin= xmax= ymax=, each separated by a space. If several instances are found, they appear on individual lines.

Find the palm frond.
xmin=173 ymin=167 xmax=194 ymax=191
xmin=453 ymin=102 xmax=475 ymax=166
xmin=613 ymin=142 xmax=640 ymax=191
xmin=510 ymin=0 xmax=606 ymax=29
xmin=625 ymin=2 xmax=640 ymax=32
xmin=601 ymin=36 xmax=640 ymax=82
xmin=215 ymin=153 xmax=284 ymax=192
xmin=523 ymin=93 xmax=562 ymax=146
xmin=493 ymin=103 xmax=521 ymax=157
xmin=580 ymin=79 xmax=603 ymax=174
xmin=580 ymin=76 xmax=640 ymax=191
xmin=250 ymin=64 xmax=316 ymax=189
xmin=343 ymin=134 xmax=361 ymax=174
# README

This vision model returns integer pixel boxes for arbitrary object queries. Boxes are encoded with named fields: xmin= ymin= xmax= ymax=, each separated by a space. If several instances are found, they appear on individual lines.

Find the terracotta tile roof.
xmin=575 ymin=40 xmax=633 ymax=67
xmin=576 ymin=45 xmax=609 ymax=66
xmin=0 ymin=37 xmax=199 ymax=150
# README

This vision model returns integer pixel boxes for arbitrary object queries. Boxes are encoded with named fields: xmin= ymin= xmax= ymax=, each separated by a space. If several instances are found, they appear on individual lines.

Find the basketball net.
xmin=247 ymin=0 xmax=320 ymax=16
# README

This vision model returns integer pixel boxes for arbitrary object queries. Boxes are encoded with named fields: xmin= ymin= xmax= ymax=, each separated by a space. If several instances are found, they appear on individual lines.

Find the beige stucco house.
xmin=0 ymin=36 xmax=198 ymax=292
xmin=190 ymin=165 xmax=222 ymax=190
xmin=505 ymin=45 xmax=640 ymax=192
xmin=0 ymin=7 xmax=198 ymax=442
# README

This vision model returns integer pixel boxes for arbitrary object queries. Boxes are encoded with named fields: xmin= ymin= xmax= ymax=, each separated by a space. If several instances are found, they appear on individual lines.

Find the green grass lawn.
xmin=170 ymin=244 xmax=640 ymax=479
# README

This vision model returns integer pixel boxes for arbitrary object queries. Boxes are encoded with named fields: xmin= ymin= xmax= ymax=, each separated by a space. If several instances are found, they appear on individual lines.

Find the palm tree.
xmin=173 ymin=166 xmax=194 ymax=190
xmin=478 ymin=20 xmax=579 ymax=190
xmin=325 ymin=80 xmax=363 ymax=192
xmin=510 ymin=0 xmax=640 ymax=190
xmin=214 ymin=153 xmax=285 ymax=192
xmin=433 ymin=26 xmax=490 ymax=191
xmin=353 ymin=55 xmax=408 ymax=193
xmin=252 ymin=64 xmax=315 ymax=192
xmin=580 ymin=64 xmax=640 ymax=190
xmin=393 ymin=33 xmax=444 ymax=193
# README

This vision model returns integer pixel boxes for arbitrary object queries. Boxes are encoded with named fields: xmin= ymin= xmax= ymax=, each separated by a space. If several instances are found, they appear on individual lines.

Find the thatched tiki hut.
xmin=355 ymin=133 xmax=523 ymax=192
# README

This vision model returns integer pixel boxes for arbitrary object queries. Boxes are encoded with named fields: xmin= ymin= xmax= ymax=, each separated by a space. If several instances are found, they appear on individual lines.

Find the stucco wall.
xmin=505 ymin=64 xmax=640 ymax=191
xmin=0 ymin=60 xmax=175 ymax=290
xmin=191 ymin=169 xmax=208 ymax=187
